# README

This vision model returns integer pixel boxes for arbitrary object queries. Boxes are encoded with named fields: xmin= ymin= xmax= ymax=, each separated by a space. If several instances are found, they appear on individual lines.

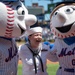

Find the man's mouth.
xmin=56 ymin=22 xmax=75 ymax=33
xmin=36 ymin=40 xmax=41 ymax=42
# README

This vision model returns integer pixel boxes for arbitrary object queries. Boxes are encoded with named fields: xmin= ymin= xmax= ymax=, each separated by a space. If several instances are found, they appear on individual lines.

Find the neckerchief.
xmin=26 ymin=44 xmax=44 ymax=74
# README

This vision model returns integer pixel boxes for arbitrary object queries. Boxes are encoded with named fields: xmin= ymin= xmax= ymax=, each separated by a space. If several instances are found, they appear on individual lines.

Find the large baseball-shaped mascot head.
xmin=0 ymin=0 xmax=37 ymax=38
xmin=50 ymin=1 xmax=75 ymax=39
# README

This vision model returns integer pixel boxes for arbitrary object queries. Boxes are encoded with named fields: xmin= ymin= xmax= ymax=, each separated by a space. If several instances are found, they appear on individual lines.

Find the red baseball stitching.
xmin=7 ymin=23 xmax=14 ymax=26
xmin=5 ymin=3 xmax=14 ymax=38
xmin=7 ymin=16 xmax=14 ymax=18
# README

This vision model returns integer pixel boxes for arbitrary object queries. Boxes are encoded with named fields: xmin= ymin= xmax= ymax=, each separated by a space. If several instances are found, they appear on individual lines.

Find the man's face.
xmin=29 ymin=32 xmax=42 ymax=46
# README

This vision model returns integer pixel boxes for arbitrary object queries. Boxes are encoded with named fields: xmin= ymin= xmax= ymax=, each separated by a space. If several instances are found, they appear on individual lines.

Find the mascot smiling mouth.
xmin=56 ymin=22 xmax=74 ymax=33
xmin=18 ymin=24 xmax=25 ymax=34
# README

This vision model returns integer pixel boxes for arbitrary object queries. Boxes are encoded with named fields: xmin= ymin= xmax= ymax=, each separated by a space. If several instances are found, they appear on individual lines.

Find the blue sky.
xmin=25 ymin=0 xmax=62 ymax=10
xmin=25 ymin=0 xmax=62 ymax=20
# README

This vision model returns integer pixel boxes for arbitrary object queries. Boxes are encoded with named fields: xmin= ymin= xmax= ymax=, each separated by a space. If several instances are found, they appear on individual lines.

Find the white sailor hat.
xmin=25 ymin=27 xmax=43 ymax=37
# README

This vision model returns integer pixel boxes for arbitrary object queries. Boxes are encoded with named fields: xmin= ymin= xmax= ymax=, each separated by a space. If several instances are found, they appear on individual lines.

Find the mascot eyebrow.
xmin=71 ymin=7 xmax=75 ymax=10
xmin=16 ymin=5 xmax=21 ymax=10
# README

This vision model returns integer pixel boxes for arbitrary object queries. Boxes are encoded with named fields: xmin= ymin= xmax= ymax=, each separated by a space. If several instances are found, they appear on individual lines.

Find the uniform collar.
xmin=0 ymin=36 xmax=12 ymax=41
xmin=63 ymin=36 xmax=75 ymax=45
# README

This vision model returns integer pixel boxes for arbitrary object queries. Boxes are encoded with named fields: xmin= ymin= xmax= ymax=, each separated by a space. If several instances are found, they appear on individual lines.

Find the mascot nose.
xmin=57 ymin=12 xmax=68 ymax=23
xmin=25 ymin=14 xmax=37 ymax=26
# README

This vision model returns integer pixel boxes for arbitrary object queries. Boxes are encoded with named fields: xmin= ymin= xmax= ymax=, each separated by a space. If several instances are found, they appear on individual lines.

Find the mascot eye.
xmin=53 ymin=11 xmax=58 ymax=17
xmin=65 ymin=8 xmax=73 ymax=14
xmin=17 ymin=7 xmax=25 ymax=15
xmin=54 ymin=11 xmax=58 ymax=16
xmin=54 ymin=12 xmax=58 ymax=15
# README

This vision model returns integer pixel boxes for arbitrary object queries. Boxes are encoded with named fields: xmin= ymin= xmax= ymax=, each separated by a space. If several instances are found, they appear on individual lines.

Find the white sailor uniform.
xmin=18 ymin=42 xmax=57 ymax=75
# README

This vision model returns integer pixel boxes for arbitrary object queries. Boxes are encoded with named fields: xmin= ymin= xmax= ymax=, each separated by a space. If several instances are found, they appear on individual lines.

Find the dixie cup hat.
xmin=25 ymin=27 xmax=43 ymax=37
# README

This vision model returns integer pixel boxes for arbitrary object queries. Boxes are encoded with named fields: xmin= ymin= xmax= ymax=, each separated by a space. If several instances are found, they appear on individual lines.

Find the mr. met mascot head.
xmin=0 ymin=0 xmax=37 ymax=38
xmin=50 ymin=1 xmax=75 ymax=45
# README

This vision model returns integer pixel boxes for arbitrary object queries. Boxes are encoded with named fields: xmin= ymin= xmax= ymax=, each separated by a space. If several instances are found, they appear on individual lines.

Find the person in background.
xmin=18 ymin=26 xmax=58 ymax=75
xmin=25 ymin=36 xmax=28 ymax=42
